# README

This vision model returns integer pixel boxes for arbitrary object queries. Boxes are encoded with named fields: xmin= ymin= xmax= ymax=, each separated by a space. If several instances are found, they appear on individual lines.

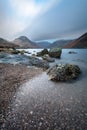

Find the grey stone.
xmin=47 ymin=64 xmax=81 ymax=81
xmin=49 ymin=48 xmax=62 ymax=58
xmin=42 ymin=54 xmax=55 ymax=62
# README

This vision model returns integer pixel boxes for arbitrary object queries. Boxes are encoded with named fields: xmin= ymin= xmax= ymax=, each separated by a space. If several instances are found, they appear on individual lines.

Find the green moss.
xmin=48 ymin=48 xmax=62 ymax=58
xmin=37 ymin=49 xmax=49 ymax=56
xmin=49 ymin=48 xmax=62 ymax=52
xmin=19 ymin=50 xmax=25 ymax=55
xmin=11 ymin=50 xmax=20 ymax=54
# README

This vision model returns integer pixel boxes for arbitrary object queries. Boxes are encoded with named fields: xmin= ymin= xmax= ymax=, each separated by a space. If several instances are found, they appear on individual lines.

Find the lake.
xmin=0 ymin=49 xmax=87 ymax=67
xmin=1 ymin=49 xmax=87 ymax=129
xmin=6 ymin=49 xmax=87 ymax=129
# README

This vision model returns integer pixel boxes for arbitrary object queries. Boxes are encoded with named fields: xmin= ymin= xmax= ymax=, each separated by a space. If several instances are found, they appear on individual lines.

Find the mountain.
xmin=0 ymin=38 xmax=19 ymax=48
xmin=36 ymin=41 xmax=51 ymax=48
xmin=49 ymin=40 xmax=73 ymax=48
xmin=13 ymin=36 xmax=39 ymax=48
xmin=64 ymin=33 xmax=87 ymax=48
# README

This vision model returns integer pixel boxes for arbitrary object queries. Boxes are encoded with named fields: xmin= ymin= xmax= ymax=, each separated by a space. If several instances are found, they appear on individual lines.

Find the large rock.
xmin=29 ymin=56 xmax=49 ymax=69
xmin=49 ymin=48 xmax=62 ymax=58
xmin=0 ymin=52 xmax=49 ymax=69
xmin=37 ymin=49 xmax=49 ymax=56
xmin=47 ymin=64 xmax=81 ymax=81
xmin=42 ymin=54 xmax=55 ymax=62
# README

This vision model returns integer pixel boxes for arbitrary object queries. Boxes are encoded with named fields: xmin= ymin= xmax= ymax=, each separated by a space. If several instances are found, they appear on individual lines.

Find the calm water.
xmin=1 ymin=49 xmax=87 ymax=129
xmin=0 ymin=49 xmax=87 ymax=67
xmin=4 ymin=49 xmax=87 ymax=129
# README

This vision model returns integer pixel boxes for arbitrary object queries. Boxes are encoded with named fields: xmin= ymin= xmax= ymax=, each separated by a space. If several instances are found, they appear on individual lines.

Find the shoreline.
xmin=0 ymin=49 xmax=87 ymax=129
xmin=0 ymin=63 xmax=43 ymax=100
xmin=0 ymin=63 xmax=43 ymax=127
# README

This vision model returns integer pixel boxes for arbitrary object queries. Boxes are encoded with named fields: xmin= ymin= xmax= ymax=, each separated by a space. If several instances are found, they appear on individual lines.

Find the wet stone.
xmin=30 ymin=111 xmax=33 ymax=115
xmin=47 ymin=63 xmax=81 ymax=81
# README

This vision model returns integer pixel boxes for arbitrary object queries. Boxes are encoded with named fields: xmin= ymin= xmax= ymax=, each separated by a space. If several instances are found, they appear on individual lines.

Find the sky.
xmin=0 ymin=0 xmax=87 ymax=41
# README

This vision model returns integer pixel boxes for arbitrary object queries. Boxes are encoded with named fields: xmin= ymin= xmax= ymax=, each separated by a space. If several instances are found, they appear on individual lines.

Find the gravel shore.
xmin=0 ymin=63 xmax=42 ymax=128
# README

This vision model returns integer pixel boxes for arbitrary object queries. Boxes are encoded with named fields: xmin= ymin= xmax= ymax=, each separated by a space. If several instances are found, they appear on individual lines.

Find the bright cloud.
xmin=9 ymin=0 xmax=41 ymax=17
xmin=0 ymin=0 xmax=87 ymax=40
xmin=9 ymin=0 xmax=58 ymax=18
xmin=0 ymin=18 xmax=25 ymax=40
xmin=0 ymin=0 xmax=58 ymax=39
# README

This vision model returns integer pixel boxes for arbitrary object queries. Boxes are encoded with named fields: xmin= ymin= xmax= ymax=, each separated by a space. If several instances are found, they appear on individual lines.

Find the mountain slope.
xmin=13 ymin=36 xmax=39 ymax=48
xmin=36 ymin=41 xmax=51 ymax=48
xmin=49 ymin=40 xmax=73 ymax=48
xmin=64 ymin=33 xmax=87 ymax=48
xmin=0 ymin=38 xmax=19 ymax=48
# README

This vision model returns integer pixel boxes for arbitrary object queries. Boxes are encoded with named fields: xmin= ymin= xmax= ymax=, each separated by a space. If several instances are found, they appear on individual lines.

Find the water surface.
xmin=3 ymin=49 xmax=87 ymax=129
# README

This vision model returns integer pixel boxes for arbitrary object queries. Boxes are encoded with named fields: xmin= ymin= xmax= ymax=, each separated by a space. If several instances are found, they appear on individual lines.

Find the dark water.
xmin=1 ymin=49 xmax=87 ymax=130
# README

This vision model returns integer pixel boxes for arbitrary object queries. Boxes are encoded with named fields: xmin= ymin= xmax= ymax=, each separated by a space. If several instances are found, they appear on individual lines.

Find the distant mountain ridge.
xmin=49 ymin=40 xmax=73 ymax=48
xmin=0 ymin=33 xmax=87 ymax=49
xmin=13 ymin=36 xmax=39 ymax=48
xmin=0 ymin=38 xmax=19 ymax=48
xmin=64 ymin=33 xmax=87 ymax=48
xmin=36 ymin=41 xmax=51 ymax=48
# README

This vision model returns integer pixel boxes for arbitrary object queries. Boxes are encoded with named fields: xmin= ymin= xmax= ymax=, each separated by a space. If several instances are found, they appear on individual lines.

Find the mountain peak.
xmin=13 ymin=36 xmax=39 ymax=48
xmin=15 ymin=36 xmax=31 ymax=42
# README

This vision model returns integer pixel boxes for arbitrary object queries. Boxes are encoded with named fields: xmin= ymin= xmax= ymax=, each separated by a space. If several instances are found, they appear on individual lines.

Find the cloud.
xmin=0 ymin=0 xmax=25 ymax=39
xmin=0 ymin=18 xmax=25 ymax=40
xmin=0 ymin=0 xmax=59 ymax=40
xmin=0 ymin=0 xmax=87 ymax=40
xmin=23 ymin=0 xmax=87 ymax=41
xmin=9 ymin=0 xmax=58 ymax=18
xmin=9 ymin=0 xmax=41 ymax=17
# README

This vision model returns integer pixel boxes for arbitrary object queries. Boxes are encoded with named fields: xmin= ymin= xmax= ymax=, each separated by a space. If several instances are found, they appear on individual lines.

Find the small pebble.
xmin=39 ymin=122 xmax=42 ymax=126
xmin=30 ymin=111 xmax=33 ymax=115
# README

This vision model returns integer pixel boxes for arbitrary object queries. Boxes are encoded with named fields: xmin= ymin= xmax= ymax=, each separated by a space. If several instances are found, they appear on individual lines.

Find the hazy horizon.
xmin=0 ymin=0 xmax=87 ymax=41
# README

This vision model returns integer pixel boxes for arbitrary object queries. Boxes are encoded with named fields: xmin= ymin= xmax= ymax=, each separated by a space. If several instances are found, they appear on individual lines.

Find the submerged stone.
xmin=68 ymin=51 xmax=77 ymax=54
xmin=29 ymin=56 xmax=49 ymax=69
xmin=42 ymin=54 xmax=55 ymax=62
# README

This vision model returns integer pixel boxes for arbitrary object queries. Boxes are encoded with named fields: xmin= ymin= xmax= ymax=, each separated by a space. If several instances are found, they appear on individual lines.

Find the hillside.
xmin=64 ymin=33 xmax=87 ymax=48
xmin=0 ymin=38 xmax=19 ymax=48
xmin=13 ymin=36 xmax=39 ymax=48
xmin=36 ymin=41 xmax=51 ymax=48
xmin=49 ymin=40 xmax=73 ymax=48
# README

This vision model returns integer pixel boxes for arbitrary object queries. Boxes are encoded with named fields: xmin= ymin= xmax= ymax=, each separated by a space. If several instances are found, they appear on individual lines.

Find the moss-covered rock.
xmin=47 ymin=64 xmax=81 ymax=81
xmin=42 ymin=54 xmax=55 ymax=62
xmin=11 ymin=50 xmax=20 ymax=54
xmin=37 ymin=49 xmax=49 ymax=56
xmin=0 ymin=48 xmax=21 ymax=54
xmin=11 ymin=49 xmax=27 ymax=55
xmin=49 ymin=48 xmax=62 ymax=58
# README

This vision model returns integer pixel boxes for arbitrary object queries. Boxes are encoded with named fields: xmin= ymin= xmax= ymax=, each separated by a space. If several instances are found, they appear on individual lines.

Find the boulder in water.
xmin=47 ymin=64 xmax=81 ymax=81
xmin=37 ymin=49 xmax=49 ymax=56
xmin=49 ymin=48 xmax=62 ymax=58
